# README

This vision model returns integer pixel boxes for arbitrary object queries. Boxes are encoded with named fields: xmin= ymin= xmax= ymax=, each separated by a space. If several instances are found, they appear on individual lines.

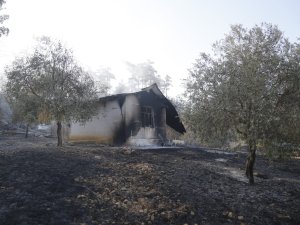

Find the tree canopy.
xmin=92 ymin=67 xmax=115 ymax=97
xmin=126 ymin=60 xmax=162 ymax=91
xmin=0 ymin=0 xmax=9 ymax=37
xmin=124 ymin=60 xmax=172 ymax=95
xmin=185 ymin=23 xmax=300 ymax=184
xmin=5 ymin=37 xmax=98 ymax=146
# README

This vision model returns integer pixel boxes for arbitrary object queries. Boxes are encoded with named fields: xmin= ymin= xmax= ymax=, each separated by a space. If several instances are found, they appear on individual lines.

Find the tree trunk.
xmin=246 ymin=141 xmax=256 ymax=185
xmin=25 ymin=123 xmax=29 ymax=138
xmin=57 ymin=121 xmax=63 ymax=147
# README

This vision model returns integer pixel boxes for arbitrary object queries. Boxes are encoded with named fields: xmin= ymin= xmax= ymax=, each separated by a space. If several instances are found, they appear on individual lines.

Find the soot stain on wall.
xmin=70 ymin=84 xmax=185 ymax=145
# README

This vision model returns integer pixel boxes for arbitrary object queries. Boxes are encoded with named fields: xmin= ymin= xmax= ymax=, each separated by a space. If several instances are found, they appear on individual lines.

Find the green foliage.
xmin=5 ymin=37 xmax=98 ymax=145
xmin=9 ymin=94 xmax=39 ymax=125
xmin=271 ymin=41 xmax=300 ymax=145
xmin=184 ymin=23 xmax=300 ymax=184
xmin=185 ymin=23 xmax=300 ymax=152
xmin=0 ymin=0 xmax=9 ymax=37
xmin=264 ymin=142 xmax=298 ymax=160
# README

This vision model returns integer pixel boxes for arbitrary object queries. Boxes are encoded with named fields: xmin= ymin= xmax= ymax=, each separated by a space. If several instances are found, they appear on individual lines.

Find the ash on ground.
xmin=0 ymin=135 xmax=299 ymax=225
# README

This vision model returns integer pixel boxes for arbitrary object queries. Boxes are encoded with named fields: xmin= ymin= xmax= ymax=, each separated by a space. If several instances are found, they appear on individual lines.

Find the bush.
xmin=264 ymin=142 xmax=299 ymax=160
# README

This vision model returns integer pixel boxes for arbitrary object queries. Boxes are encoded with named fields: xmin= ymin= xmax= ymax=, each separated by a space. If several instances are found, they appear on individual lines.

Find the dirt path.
xmin=0 ymin=135 xmax=299 ymax=225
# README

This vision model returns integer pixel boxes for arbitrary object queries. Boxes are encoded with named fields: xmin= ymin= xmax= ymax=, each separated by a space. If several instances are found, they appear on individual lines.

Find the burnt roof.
xmin=99 ymin=84 xmax=186 ymax=134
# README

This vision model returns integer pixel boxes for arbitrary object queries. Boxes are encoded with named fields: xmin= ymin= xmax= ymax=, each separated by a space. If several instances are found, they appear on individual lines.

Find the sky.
xmin=0 ymin=0 xmax=299 ymax=97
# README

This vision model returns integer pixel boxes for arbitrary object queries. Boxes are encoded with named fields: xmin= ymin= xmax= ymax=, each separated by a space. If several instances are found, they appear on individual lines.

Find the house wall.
xmin=125 ymin=93 xmax=167 ymax=146
xmin=69 ymin=100 xmax=123 ymax=144
xmin=122 ymin=94 xmax=159 ymax=145
xmin=123 ymin=94 xmax=141 ymax=137
xmin=130 ymin=107 xmax=166 ymax=140
xmin=69 ymin=92 xmax=168 ymax=146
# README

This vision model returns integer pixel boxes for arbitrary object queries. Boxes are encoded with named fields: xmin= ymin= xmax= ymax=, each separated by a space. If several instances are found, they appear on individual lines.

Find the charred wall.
xmin=124 ymin=91 xmax=167 ymax=145
xmin=69 ymin=86 xmax=183 ymax=146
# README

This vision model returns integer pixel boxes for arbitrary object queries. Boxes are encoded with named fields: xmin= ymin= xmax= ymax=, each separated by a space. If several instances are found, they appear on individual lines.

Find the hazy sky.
xmin=0 ymin=0 xmax=299 ymax=96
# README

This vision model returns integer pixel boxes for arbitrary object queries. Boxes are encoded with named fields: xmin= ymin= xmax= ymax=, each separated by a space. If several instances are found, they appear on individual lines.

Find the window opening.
xmin=141 ymin=106 xmax=154 ymax=127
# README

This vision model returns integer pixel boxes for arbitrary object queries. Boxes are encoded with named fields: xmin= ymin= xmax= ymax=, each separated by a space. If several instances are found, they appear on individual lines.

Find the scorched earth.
xmin=0 ymin=135 xmax=299 ymax=225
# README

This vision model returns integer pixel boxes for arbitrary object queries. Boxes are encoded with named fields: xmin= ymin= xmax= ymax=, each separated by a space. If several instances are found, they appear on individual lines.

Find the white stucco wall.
xmin=124 ymin=94 xmax=140 ymax=128
xmin=124 ymin=94 xmax=157 ymax=139
xmin=69 ymin=100 xmax=123 ymax=144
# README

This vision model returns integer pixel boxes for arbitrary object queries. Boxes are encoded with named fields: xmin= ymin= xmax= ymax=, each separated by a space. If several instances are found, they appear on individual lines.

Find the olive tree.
xmin=274 ymin=41 xmax=300 ymax=145
xmin=6 ymin=37 xmax=98 ymax=146
xmin=185 ymin=24 xmax=299 ymax=184
xmin=6 ymin=92 xmax=40 ymax=138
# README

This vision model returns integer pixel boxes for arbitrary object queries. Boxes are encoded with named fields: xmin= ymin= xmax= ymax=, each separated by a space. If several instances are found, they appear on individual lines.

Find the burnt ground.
xmin=0 ymin=135 xmax=299 ymax=225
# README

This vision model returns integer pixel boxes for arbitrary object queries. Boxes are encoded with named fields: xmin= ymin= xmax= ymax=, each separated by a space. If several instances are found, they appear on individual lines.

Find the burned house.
xmin=69 ymin=84 xmax=185 ymax=146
